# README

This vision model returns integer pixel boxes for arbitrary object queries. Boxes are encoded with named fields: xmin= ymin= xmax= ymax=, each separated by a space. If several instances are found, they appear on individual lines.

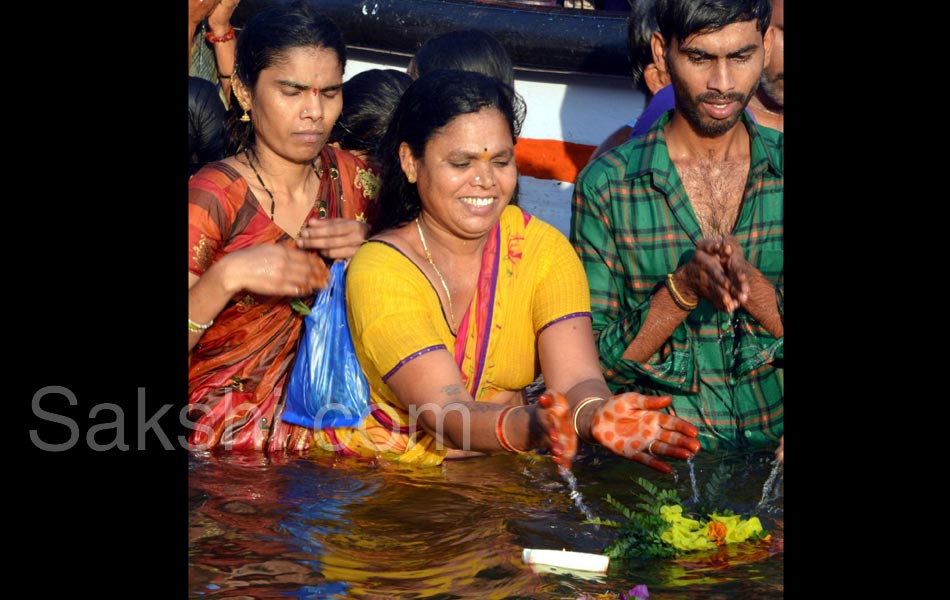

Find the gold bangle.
xmin=188 ymin=317 xmax=214 ymax=333
xmin=495 ymin=405 xmax=527 ymax=453
xmin=665 ymin=273 xmax=698 ymax=311
xmin=571 ymin=396 xmax=604 ymax=442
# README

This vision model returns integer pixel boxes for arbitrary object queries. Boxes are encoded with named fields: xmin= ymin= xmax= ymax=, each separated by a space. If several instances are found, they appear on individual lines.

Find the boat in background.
xmin=231 ymin=0 xmax=645 ymax=235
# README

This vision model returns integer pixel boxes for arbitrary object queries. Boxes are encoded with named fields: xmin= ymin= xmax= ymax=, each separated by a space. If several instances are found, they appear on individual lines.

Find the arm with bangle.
xmin=538 ymin=360 xmax=700 ymax=474
xmin=384 ymin=350 xmax=573 ymax=462
xmin=620 ymin=267 xmax=695 ymax=363
xmin=188 ymin=269 xmax=232 ymax=353
xmin=569 ymin=389 xmax=699 ymax=473
xmin=206 ymin=0 xmax=241 ymax=108
xmin=620 ymin=233 xmax=768 ymax=363
xmin=537 ymin=317 xmax=698 ymax=472
xmin=187 ymin=241 xmax=330 ymax=353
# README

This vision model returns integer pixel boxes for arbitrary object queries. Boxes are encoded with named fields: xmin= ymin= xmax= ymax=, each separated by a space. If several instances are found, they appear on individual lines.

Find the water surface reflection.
xmin=189 ymin=447 xmax=782 ymax=599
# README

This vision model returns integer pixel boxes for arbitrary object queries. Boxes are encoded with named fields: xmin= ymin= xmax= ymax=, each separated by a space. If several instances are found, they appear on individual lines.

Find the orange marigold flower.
xmin=708 ymin=521 xmax=728 ymax=546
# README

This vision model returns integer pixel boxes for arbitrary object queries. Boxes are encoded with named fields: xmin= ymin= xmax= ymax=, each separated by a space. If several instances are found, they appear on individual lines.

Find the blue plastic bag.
xmin=282 ymin=260 xmax=370 ymax=429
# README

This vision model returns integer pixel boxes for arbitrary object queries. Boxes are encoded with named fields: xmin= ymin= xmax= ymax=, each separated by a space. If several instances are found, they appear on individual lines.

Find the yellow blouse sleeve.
xmin=346 ymin=241 xmax=449 ymax=380
xmin=527 ymin=220 xmax=592 ymax=332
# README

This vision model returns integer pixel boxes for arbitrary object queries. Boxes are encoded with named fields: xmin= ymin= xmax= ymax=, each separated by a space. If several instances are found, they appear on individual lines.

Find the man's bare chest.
xmin=676 ymin=159 xmax=749 ymax=238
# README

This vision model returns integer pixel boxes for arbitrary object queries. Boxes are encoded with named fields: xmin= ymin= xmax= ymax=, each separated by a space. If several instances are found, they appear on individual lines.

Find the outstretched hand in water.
xmin=536 ymin=391 xmax=578 ymax=470
xmin=590 ymin=392 xmax=701 ymax=474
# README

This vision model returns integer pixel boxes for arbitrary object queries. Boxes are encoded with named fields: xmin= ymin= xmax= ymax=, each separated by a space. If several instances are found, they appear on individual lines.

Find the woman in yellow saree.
xmin=314 ymin=70 xmax=700 ymax=470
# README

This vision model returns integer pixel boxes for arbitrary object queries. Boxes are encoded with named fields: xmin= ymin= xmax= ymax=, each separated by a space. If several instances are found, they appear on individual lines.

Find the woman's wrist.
xmin=206 ymin=26 xmax=235 ymax=44
xmin=205 ymin=253 xmax=243 ymax=297
xmin=571 ymin=397 xmax=605 ymax=444
xmin=207 ymin=17 xmax=233 ymax=36
xmin=525 ymin=405 xmax=547 ymax=450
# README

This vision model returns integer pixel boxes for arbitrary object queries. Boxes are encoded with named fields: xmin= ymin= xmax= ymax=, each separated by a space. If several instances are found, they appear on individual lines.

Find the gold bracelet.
xmin=188 ymin=317 xmax=214 ymax=333
xmin=665 ymin=273 xmax=698 ymax=311
xmin=571 ymin=396 xmax=604 ymax=442
xmin=495 ymin=405 xmax=527 ymax=453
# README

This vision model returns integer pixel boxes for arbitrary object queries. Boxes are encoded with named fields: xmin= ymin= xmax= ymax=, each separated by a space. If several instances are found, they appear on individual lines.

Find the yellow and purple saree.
xmin=316 ymin=205 xmax=590 ymax=465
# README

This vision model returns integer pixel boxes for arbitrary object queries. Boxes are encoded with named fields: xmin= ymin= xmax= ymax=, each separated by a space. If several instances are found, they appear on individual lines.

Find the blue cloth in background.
xmin=627 ymin=85 xmax=757 ymax=139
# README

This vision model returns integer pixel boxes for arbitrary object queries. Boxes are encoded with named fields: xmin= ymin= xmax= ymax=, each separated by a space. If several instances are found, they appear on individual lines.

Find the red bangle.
xmin=205 ymin=25 xmax=235 ymax=44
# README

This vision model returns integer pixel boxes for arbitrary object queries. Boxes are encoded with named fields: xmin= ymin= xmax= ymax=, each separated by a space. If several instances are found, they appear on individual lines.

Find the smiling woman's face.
xmin=402 ymin=107 xmax=518 ymax=241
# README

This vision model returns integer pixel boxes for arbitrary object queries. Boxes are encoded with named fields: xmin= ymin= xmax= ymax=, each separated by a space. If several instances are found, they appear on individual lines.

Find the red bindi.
xmin=312 ymin=87 xmax=319 ymax=96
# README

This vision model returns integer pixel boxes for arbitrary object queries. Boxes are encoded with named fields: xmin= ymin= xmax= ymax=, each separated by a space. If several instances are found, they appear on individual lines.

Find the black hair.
xmin=655 ymin=0 xmax=771 ymax=47
xmin=627 ymin=0 xmax=659 ymax=95
xmin=409 ymin=29 xmax=515 ymax=88
xmin=328 ymin=69 xmax=413 ymax=157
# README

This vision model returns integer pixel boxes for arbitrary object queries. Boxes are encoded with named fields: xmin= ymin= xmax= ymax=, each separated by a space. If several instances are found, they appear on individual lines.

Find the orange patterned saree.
xmin=187 ymin=146 xmax=378 ymax=452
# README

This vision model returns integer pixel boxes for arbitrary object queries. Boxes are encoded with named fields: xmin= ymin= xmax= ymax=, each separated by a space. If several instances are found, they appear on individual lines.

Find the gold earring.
xmin=407 ymin=173 xmax=416 ymax=184
xmin=240 ymin=108 xmax=251 ymax=123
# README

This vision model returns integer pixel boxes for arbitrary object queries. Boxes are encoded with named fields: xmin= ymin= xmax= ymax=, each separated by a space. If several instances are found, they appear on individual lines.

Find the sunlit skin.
xmin=188 ymin=0 xmax=223 ymax=49
xmin=653 ymin=21 xmax=773 ymax=138
xmin=189 ymin=46 xmax=355 ymax=356
xmin=585 ymin=392 xmax=700 ymax=474
xmin=538 ymin=391 xmax=575 ymax=469
xmin=231 ymin=46 xmax=368 ymax=261
xmin=236 ymin=46 xmax=344 ymax=167
xmin=639 ymin=23 xmax=776 ymax=318
xmin=379 ymin=107 xmax=585 ymax=465
xmin=400 ymin=108 xmax=518 ymax=243
xmin=615 ymin=19 xmax=782 ymax=463
xmin=377 ymin=106 xmax=700 ymax=470
xmin=756 ymin=0 xmax=783 ymax=112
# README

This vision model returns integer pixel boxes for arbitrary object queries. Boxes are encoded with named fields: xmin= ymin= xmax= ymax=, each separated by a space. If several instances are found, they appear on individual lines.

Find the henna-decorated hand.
xmin=681 ymin=237 xmax=750 ymax=312
xmin=537 ymin=390 xmax=577 ymax=470
xmin=681 ymin=241 xmax=736 ymax=313
xmin=708 ymin=235 xmax=750 ymax=304
xmin=590 ymin=392 xmax=701 ymax=473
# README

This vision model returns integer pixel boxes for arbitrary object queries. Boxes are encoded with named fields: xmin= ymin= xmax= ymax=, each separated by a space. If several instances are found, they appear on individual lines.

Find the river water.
xmin=189 ymin=445 xmax=783 ymax=599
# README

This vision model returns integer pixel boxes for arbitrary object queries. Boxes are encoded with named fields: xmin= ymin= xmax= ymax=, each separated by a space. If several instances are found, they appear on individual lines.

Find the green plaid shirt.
xmin=571 ymin=111 xmax=783 ymax=450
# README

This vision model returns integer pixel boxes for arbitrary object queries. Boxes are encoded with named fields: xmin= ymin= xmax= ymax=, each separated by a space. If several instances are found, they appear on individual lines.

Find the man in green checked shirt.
xmin=571 ymin=0 xmax=782 ymax=458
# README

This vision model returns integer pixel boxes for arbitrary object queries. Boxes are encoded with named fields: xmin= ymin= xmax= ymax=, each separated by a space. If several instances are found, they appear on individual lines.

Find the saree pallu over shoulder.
xmin=453 ymin=206 xmax=531 ymax=400
xmin=187 ymin=149 xmax=379 ymax=452
xmin=321 ymin=205 xmax=592 ymax=465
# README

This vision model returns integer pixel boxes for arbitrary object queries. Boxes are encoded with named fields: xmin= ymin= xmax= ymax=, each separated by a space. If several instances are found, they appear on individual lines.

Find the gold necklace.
xmin=415 ymin=218 xmax=456 ymax=332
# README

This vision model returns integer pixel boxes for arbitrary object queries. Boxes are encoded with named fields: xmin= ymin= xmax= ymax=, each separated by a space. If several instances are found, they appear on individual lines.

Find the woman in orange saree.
xmin=187 ymin=1 xmax=378 ymax=453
